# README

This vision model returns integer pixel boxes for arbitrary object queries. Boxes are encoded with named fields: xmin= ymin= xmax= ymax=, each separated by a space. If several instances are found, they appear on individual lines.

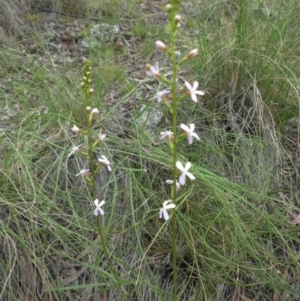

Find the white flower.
xmin=76 ymin=169 xmax=90 ymax=177
xmin=176 ymin=161 xmax=195 ymax=185
xmin=98 ymin=155 xmax=112 ymax=171
xmin=71 ymin=124 xmax=80 ymax=133
xmin=68 ymin=145 xmax=82 ymax=157
xmin=155 ymin=40 xmax=167 ymax=51
xmin=184 ymin=81 xmax=205 ymax=102
xmin=94 ymin=199 xmax=105 ymax=216
xmin=155 ymin=89 xmax=170 ymax=102
xmin=146 ymin=64 xmax=160 ymax=77
xmin=166 ymin=179 xmax=181 ymax=191
xmin=99 ymin=132 xmax=106 ymax=141
xmin=159 ymin=200 xmax=176 ymax=221
xmin=180 ymin=123 xmax=200 ymax=144
xmin=160 ymin=130 xmax=174 ymax=140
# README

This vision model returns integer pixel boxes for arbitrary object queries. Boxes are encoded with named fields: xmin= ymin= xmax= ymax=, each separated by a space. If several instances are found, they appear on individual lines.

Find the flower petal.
xmin=185 ymin=162 xmax=192 ymax=171
xmin=179 ymin=173 xmax=186 ymax=185
xmin=191 ymin=94 xmax=198 ymax=102
xmin=165 ymin=204 xmax=176 ymax=210
xmin=194 ymin=90 xmax=205 ymax=96
xmin=192 ymin=132 xmax=200 ymax=140
xmin=163 ymin=209 xmax=170 ymax=220
xmin=186 ymin=171 xmax=195 ymax=180
xmin=180 ymin=123 xmax=190 ymax=132
xmin=184 ymin=81 xmax=193 ymax=91
xmin=176 ymin=161 xmax=184 ymax=171
xmin=163 ymin=200 xmax=172 ymax=208
xmin=193 ymin=81 xmax=199 ymax=90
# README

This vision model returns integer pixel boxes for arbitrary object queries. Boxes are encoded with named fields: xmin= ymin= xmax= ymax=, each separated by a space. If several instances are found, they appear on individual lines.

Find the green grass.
xmin=1 ymin=0 xmax=300 ymax=300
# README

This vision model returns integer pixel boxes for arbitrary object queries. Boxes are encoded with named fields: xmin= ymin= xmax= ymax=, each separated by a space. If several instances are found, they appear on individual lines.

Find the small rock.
xmin=136 ymin=104 xmax=164 ymax=135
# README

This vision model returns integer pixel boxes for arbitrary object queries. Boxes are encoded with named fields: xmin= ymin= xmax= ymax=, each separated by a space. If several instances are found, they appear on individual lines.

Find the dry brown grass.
xmin=0 ymin=0 xmax=29 ymax=44
xmin=0 ymin=0 xmax=88 ymax=44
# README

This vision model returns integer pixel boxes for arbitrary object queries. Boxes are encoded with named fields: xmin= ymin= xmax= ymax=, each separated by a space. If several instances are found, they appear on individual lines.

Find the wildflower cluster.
xmin=146 ymin=4 xmax=205 ymax=221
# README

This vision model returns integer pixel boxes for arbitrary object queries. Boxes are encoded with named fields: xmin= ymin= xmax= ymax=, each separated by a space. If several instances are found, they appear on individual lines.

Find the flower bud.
xmin=175 ymin=15 xmax=182 ymax=28
xmin=165 ymin=4 xmax=172 ymax=11
xmin=71 ymin=125 xmax=80 ymax=133
xmin=86 ymin=106 xmax=91 ymax=111
xmin=175 ymin=15 xmax=181 ymax=22
xmin=91 ymin=108 xmax=99 ymax=115
xmin=155 ymin=40 xmax=167 ymax=51
xmin=188 ymin=49 xmax=198 ymax=58
xmin=88 ymin=88 xmax=94 ymax=94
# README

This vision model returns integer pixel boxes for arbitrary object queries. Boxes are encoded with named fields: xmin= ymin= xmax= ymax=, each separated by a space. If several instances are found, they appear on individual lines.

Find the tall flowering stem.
xmin=81 ymin=61 xmax=97 ymax=200
xmin=148 ymin=2 xmax=203 ymax=300
xmin=169 ymin=5 xmax=180 ymax=301
xmin=78 ymin=61 xmax=127 ymax=299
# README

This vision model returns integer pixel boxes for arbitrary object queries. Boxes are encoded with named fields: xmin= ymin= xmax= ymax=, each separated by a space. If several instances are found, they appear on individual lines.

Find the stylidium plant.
xmin=67 ymin=0 xmax=203 ymax=298
xmin=69 ymin=60 xmax=127 ymax=299
xmin=146 ymin=1 xmax=204 ymax=300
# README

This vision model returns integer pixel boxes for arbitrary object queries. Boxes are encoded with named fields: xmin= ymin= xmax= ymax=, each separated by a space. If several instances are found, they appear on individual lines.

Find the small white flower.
xmin=155 ymin=40 xmax=167 ymax=51
xmin=98 ymin=155 xmax=112 ymax=171
xmin=71 ymin=124 xmax=80 ymax=133
xmin=184 ymin=81 xmax=205 ymax=102
xmin=155 ymin=89 xmax=170 ymax=102
xmin=68 ymin=145 xmax=82 ymax=157
xmin=91 ymin=108 xmax=99 ymax=115
xmin=176 ymin=161 xmax=195 ymax=185
xmin=76 ymin=169 xmax=90 ymax=177
xmin=94 ymin=199 xmax=105 ymax=216
xmin=146 ymin=64 xmax=160 ymax=77
xmin=166 ymin=179 xmax=181 ymax=191
xmin=180 ymin=123 xmax=200 ymax=144
xmin=160 ymin=131 xmax=174 ymax=140
xmin=159 ymin=200 xmax=176 ymax=221
xmin=99 ymin=132 xmax=106 ymax=141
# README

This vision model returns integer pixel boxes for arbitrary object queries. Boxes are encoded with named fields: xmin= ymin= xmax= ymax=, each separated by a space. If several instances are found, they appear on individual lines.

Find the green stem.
xmin=82 ymin=62 xmax=127 ymax=300
xmin=169 ymin=6 xmax=179 ymax=301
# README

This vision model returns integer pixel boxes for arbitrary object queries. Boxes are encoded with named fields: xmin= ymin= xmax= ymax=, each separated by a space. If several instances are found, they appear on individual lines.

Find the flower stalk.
xmin=74 ymin=60 xmax=127 ymax=299
xmin=146 ymin=1 xmax=204 ymax=300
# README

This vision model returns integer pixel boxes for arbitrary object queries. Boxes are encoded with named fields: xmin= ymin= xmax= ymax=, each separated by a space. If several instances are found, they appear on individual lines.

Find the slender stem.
xmin=82 ymin=62 xmax=127 ymax=300
xmin=169 ymin=8 xmax=178 ymax=301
